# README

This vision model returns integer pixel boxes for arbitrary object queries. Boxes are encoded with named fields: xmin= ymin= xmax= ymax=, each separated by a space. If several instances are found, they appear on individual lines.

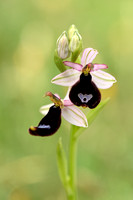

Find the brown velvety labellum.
xmin=29 ymin=105 xmax=61 ymax=136
xmin=69 ymin=73 xmax=101 ymax=109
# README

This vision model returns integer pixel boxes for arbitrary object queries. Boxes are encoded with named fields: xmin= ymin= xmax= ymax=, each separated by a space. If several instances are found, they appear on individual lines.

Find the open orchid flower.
xmin=52 ymin=48 xmax=116 ymax=108
xmin=52 ymin=48 xmax=116 ymax=90
xmin=40 ymin=91 xmax=88 ymax=128
xmin=29 ymin=91 xmax=88 ymax=137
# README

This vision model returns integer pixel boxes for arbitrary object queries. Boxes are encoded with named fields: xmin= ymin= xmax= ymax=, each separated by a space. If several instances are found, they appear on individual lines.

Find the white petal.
xmin=40 ymin=103 xmax=53 ymax=115
xmin=64 ymin=87 xmax=71 ymax=100
xmin=54 ymin=93 xmax=61 ymax=99
xmin=51 ymin=69 xmax=81 ymax=86
xmin=62 ymin=105 xmax=88 ymax=127
xmin=81 ymin=48 xmax=93 ymax=66
xmin=81 ymin=48 xmax=98 ymax=66
xmin=63 ymin=61 xmax=82 ymax=71
xmin=86 ymin=49 xmax=98 ymax=64
xmin=62 ymin=88 xmax=73 ymax=105
xmin=91 ymin=70 xmax=117 ymax=89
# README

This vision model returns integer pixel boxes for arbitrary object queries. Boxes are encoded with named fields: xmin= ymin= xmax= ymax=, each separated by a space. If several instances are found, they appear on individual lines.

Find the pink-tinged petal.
xmin=62 ymin=105 xmax=88 ymax=127
xmin=51 ymin=69 xmax=81 ymax=86
xmin=63 ymin=61 xmax=82 ymax=71
xmin=63 ymin=99 xmax=73 ymax=106
xmin=93 ymin=64 xmax=108 ymax=71
xmin=40 ymin=103 xmax=53 ymax=115
xmin=62 ymin=88 xmax=73 ymax=105
xmin=81 ymin=48 xmax=93 ymax=66
xmin=86 ymin=49 xmax=98 ymax=64
xmin=64 ymin=87 xmax=71 ymax=100
xmin=91 ymin=70 xmax=117 ymax=89
xmin=54 ymin=94 xmax=61 ymax=99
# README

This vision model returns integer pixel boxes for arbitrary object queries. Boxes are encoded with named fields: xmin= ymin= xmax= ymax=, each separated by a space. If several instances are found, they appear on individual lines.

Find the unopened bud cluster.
xmin=56 ymin=25 xmax=82 ymax=61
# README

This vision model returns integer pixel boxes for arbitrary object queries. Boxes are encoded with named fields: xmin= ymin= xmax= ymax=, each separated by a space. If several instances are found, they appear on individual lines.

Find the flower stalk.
xmin=68 ymin=125 xmax=78 ymax=200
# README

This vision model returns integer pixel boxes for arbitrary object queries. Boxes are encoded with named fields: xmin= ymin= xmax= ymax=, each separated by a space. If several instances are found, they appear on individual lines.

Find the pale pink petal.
xmin=54 ymin=94 xmax=61 ymax=99
xmin=63 ymin=99 xmax=73 ymax=106
xmin=93 ymin=64 xmax=108 ymax=71
xmin=63 ymin=61 xmax=82 ymax=71
xmin=40 ymin=103 xmax=53 ymax=115
xmin=86 ymin=49 xmax=98 ymax=64
xmin=64 ymin=87 xmax=71 ymax=100
xmin=51 ymin=69 xmax=81 ymax=86
xmin=91 ymin=70 xmax=117 ymax=89
xmin=62 ymin=88 xmax=73 ymax=105
xmin=81 ymin=48 xmax=93 ymax=66
xmin=62 ymin=105 xmax=88 ymax=127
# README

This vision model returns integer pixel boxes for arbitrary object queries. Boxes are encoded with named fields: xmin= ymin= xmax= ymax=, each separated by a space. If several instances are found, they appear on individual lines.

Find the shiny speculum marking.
xmin=38 ymin=124 xmax=51 ymax=129
xmin=78 ymin=93 xmax=93 ymax=103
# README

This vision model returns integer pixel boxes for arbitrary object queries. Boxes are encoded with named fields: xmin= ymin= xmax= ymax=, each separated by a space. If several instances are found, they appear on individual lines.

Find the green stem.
xmin=68 ymin=125 xmax=78 ymax=200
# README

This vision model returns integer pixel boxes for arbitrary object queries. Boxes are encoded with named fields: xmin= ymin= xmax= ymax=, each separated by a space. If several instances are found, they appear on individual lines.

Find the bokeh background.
xmin=0 ymin=0 xmax=133 ymax=199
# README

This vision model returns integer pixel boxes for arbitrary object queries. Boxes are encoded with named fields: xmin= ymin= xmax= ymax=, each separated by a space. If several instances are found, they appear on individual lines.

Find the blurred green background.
xmin=0 ymin=0 xmax=133 ymax=199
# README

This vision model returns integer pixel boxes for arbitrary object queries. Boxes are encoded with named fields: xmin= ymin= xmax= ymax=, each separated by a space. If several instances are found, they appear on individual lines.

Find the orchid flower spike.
xmin=29 ymin=91 xmax=88 ymax=137
xmin=52 ymin=48 xmax=116 ymax=90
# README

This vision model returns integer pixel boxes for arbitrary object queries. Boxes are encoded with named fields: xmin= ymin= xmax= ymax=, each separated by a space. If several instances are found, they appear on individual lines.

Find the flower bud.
xmin=69 ymin=31 xmax=82 ymax=52
xmin=57 ymin=31 xmax=69 ymax=59
xmin=68 ymin=24 xmax=78 ymax=40
xmin=69 ymin=31 xmax=82 ymax=62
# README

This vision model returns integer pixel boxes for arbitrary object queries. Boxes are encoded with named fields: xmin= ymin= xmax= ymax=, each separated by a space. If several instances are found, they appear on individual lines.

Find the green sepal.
xmin=54 ymin=49 xmax=67 ymax=72
xmin=71 ymin=44 xmax=82 ymax=63
xmin=68 ymin=24 xmax=78 ymax=41
xmin=70 ymin=32 xmax=83 ymax=62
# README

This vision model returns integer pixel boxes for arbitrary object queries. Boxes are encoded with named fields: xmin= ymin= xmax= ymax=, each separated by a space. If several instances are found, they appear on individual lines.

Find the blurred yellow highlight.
xmin=13 ymin=23 xmax=53 ymax=92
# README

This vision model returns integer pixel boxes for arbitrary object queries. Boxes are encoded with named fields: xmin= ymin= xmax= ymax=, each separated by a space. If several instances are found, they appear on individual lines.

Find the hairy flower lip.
xmin=29 ymin=105 xmax=62 ymax=137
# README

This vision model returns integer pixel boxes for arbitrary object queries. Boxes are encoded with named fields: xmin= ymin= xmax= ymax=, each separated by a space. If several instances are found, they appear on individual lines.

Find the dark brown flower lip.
xmin=29 ymin=105 xmax=61 ymax=137
xmin=69 ymin=72 xmax=101 ymax=109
